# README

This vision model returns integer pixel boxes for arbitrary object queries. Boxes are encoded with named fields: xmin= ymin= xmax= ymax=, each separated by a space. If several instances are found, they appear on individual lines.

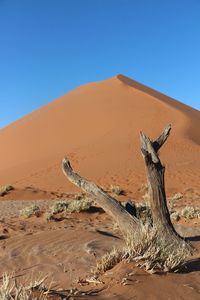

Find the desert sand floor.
xmin=0 ymin=197 xmax=200 ymax=300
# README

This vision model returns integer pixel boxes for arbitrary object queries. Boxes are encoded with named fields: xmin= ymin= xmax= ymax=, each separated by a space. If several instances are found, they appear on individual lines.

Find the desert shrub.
xmin=94 ymin=223 xmax=191 ymax=275
xmin=20 ymin=205 xmax=41 ymax=218
xmin=110 ymin=185 xmax=124 ymax=195
xmin=67 ymin=198 xmax=92 ymax=213
xmin=0 ymin=185 xmax=14 ymax=196
xmin=168 ymin=193 xmax=183 ymax=212
xmin=50 ymin=201 xmax=68 ymax=214
xmin=48 ymin=199 xmax=93 ymax=218
xmin=169 ymin=193 xmax=183 ymax=201
xmin=74 ymin=193 xmax=85 ymax=200
xmin=124 ymin=223 xmax=191 ymax=272
xmin=170 ymin=211 xmax=181 ymax=221
xmin=180 ymin=206 xmax=200 ymax=219
xmin=44 ymin=211 xmax=55 ymax=221
xmin=170 ymin=206 xmax=200 ymax=221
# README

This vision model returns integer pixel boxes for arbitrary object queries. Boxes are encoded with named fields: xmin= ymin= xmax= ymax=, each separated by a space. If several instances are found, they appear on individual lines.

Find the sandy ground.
xmin=0 ymin=198 xmax=200 ymax=299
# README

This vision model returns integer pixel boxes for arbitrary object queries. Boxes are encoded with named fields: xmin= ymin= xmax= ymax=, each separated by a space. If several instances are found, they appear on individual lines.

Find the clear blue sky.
xmin=0 ymin=0 xmax=200 ymax=128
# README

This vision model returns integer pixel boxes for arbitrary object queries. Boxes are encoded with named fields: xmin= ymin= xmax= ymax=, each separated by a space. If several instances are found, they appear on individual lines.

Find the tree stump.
xmin=62 ymin=125 xmax=192 ymax=271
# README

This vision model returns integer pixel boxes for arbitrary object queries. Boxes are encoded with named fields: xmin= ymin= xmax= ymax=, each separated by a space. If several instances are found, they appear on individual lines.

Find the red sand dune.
xmin=0 ymin=74 xmax=199 ymax=199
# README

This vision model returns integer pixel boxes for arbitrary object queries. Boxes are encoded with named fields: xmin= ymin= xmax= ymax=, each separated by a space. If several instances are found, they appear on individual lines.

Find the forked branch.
xmin=140 ymin=125 xmax=180 ymax=238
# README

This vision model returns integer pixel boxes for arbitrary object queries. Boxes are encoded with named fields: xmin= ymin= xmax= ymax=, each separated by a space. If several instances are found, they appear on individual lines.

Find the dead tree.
xmin=62 ymin=125 xmax=183 ymax=242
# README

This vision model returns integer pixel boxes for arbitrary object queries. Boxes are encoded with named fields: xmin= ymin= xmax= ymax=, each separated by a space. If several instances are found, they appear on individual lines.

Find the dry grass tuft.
xmin=0 ymin=273 xmax=47 ymax=299
xmin=0 ymin=273 xmax=101 ymax=299
xmin=20 ymin=205 xmax=41 ymax=218
xmin=93 ymin=248 xmax=124 ymax=275
xmin=125 ymin=223 xmax=192 ymax=272
xmin=0 ymin=185 xmax=14 ymax=196
xmin=110 ymin=185 xmax=124 ymax=196
xmin=94 ymin=223 xmax=192 ymax=275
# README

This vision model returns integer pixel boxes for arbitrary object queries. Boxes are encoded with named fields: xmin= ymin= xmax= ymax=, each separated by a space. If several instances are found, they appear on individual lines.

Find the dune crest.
xmin=0 ymin=75 xmax=199 ymax=198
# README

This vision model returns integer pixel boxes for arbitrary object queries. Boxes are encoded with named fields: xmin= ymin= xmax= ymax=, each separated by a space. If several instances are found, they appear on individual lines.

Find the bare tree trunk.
xmin=140 ymin=125 xmax=180 ymax=238
xmin=62 ymin=159 xmax=139 ymax=235
xmin=62 ymin=125 xmax=182 ymax=241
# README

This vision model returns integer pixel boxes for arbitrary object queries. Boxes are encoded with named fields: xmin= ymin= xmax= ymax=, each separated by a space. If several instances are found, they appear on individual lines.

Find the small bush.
xmin=0 ymin=185 xmax=14 ymax=196
xmin=170 ymin=206 xmax=200 ymax=221
xmin=169 ymin=193 xmax=183 ymax=201
xmin=74 ymin=193 xmax=84 ymax=200
xmin=125 ymin=224 xmax=191 ymax=272
xmin=20 ymin=205 xmax=41 ymax=218
xmin=48 ymin=199 xmax=93 ymax=219
xmin=110 ymin=185 xmax=124 ymax=195
xmin=50 ymin=201 xmax=68 ymax=214
xmin=170 ymin=211 xmax=181 ymax=221
xmin=67 ymin=198 xmax=92 ymax=213
xmin=44 ymin=211 xmax=55 ymax=221
xmin=180 ymin=206 xmax=200 ymax=219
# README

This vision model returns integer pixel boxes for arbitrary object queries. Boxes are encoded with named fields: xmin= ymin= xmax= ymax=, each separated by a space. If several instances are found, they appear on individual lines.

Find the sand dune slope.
xmin=0 ymin=75 xmax=199 ymax=198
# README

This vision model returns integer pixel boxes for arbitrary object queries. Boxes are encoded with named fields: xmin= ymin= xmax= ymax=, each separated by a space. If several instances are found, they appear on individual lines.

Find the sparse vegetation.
xmin=169 ymin=193 xmax=183 ymax=201
xmin=0 ymin=185 xmax=14 ymax=196
xmin=0 ymin=273 xmax=98 ymax=299
xmin=44 ymin=211 xmax=55 ymax=222
xmin=45 ymin=198 xmax=93 ymax=221
xmin=124 ymin=223 xmax=191 ymax=272
xmin=94 ymin=223 xmax=192 ymax=275
xmin=93 ymin=248 xmax=124 ymax=275
xmin=168 ymin=193 xmax=183 ymax=211
xmin=74 ymin=193 xmax=85 ymax=200
xmin=50 ymin=201 xmax=68 ymax=214
xmin=0 ymin=273 xmax=47 ymax=299
xmin=179 ymin=206 xmax=200 ymax=219
xmin=20 ymin=204 xmax=41 ymax=218
xmin=170 ymin=211 xmax=181 ymax=221
xmin=170 ymin=205 xmax=200 ymax=221
xmin=67 ymin=198 xmax=92 ymax=213
xmin=110 ymin=185 xmax=124 ymax=195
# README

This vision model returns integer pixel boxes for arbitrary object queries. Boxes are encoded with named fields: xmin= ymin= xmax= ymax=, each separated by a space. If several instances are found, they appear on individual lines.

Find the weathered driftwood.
xmin=140 ymin=125 xmax=179 ymax=238
xmin=62 ymin=159 xmax=139 ymax=235
xmin=62 ymin=125 xmax=182 ymax=241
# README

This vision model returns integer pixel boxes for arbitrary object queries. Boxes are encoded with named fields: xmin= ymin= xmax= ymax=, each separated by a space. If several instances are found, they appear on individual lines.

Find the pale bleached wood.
xmin=62 ymin=158 xmax=139 ymax=235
